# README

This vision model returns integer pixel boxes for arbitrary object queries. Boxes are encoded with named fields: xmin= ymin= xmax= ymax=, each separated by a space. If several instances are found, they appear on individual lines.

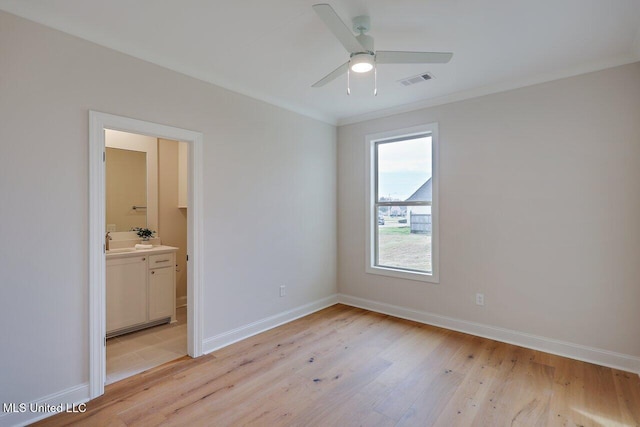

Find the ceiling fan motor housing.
xmin=352 ymin=15 xmax=370 ymax=34
xmin=356 ymin=33 xmax=374 ymax=52
xmin=353 ymin=16 xmax=374 ymax=52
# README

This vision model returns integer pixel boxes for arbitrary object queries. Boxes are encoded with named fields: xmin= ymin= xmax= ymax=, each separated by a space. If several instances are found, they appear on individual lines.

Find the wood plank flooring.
xmin=35 ymin=304 xmax=640 ymax=426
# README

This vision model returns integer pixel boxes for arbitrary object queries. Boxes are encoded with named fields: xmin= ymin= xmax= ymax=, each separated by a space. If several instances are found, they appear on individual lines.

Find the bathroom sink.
xmin=107 ymin=248 xmax=137 ymax=254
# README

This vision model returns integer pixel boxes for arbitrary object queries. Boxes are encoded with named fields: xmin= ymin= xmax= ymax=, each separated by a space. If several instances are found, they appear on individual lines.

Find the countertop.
xmin=106 ymin=245 xmax=179 ymax=259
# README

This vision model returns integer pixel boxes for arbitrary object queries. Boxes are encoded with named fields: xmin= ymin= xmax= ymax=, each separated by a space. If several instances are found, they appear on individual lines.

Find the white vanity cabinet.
xmin=148 ymin=253 xmax=176 ymax=321
xmin=106 ymin=255 xmax=148 ymax=332
xmin=106 ymin=246 xmax=177 ymax=337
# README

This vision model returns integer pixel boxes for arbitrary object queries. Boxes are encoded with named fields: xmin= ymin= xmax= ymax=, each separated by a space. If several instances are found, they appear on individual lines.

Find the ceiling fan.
xmin=312 ymin=3 xmax=453 ymax=94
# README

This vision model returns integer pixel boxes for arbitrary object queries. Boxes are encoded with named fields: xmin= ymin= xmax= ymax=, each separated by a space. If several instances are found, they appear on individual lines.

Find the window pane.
xmin=375 ymin=134 xmax=433 ymax=274
xmin=368 ymin=125 xmax=438 ymax=282
xmin=377 ymin=206 xmax=432 ymax=273
xmin=377 ymin=137 xmax=432 ymax=202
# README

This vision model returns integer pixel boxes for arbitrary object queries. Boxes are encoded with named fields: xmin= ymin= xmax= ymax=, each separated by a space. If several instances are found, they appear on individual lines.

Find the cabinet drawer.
xmin=106 ymin=255 xmax=147 ymax=267
xmin=149 ymin=253 xmax=174 ymax=268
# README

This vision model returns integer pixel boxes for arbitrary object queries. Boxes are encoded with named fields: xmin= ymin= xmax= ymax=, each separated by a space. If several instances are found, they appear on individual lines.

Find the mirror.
xmin=105 ymin=129 xmax=159 ymax=233
xmin=105 ymin=147 xmax=147 ymax=231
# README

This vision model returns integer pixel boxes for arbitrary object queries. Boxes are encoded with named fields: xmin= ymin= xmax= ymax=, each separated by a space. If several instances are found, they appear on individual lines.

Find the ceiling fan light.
xmin=350 ymin=53 xmax=374 ymax=73
xmin=351 ymin=62 xmax=373 ymax=73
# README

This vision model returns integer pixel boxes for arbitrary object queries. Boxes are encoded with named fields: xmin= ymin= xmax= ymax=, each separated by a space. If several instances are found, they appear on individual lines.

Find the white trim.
xmin=0 ymin=383 xmax=89 ymax=427
xmin=365 ymin=265 xmax=437 ymax=283
xmin=338 ymin=294 xmax=640 ymax=375
xmin=186 ymin=124 xmax=205 ymax=359
xmin=89 ymin=111 xmax=204 ymax=400
xmin=365 ymin=123 xmax=439 ymax=284
xmin=337 ymin=55 xmax=640 ymax=126
xmin=88 ymin=111 xmax=106 ymax=400
xmin=202 ymin=295 xmax=339 ymax=355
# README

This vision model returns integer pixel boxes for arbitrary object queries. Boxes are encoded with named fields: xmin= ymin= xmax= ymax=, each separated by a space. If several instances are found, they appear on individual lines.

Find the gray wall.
xmin=338 ymin=62 xmax=640 ymax=358
xmin=0 ymin=11 xmax=337 ymax=406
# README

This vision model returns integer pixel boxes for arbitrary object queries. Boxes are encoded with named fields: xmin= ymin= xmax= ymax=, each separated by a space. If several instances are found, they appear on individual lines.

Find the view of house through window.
xmin=375 ymin=134 xmax=433 ymax=273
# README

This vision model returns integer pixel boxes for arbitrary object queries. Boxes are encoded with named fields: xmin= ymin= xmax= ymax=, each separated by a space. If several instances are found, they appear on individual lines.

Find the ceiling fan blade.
xmin=376 ymin=51 xmax=453 ymax=64
xmin=313 ymin=4 xmax=364 ymax=53
xmin=312 ymin=62 xmax=349 ymax=87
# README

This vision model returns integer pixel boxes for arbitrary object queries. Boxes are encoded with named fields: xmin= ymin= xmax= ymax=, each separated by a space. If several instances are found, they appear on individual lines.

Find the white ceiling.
xmin=1 ymin=0 xmax=639 ymax=125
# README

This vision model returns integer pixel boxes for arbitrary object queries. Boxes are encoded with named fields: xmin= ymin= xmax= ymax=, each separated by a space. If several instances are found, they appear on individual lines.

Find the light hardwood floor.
xmin=106 ymin=307 xmax=187 ymax=384
xmin=36 ymin=304 xmax=640 ymax=426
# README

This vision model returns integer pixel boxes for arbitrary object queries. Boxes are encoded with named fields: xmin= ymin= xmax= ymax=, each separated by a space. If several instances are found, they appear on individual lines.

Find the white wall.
xmin=0 ymin=10 xmax=336 ymax=413
xmin=338 ymin=62 xmax=640 ymax=359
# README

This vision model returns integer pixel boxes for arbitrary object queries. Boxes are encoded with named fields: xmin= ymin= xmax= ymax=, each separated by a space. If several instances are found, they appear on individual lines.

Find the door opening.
xmin=104 ymin=132 xmax=189 ymax=384
xmin=89 ymin=111 xmax=203 ymax=398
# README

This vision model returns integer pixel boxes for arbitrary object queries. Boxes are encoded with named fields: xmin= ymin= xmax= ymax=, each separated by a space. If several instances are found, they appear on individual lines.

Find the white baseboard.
xmin=202 ymin=294 xmax=339 ymax=354
xmin=176 ymin=295 xmax=187 ymax=308
xmin=338 ymin=293 xmax=640 ymax=375
xmin=0 ymin=383 xmax=90 ymax=427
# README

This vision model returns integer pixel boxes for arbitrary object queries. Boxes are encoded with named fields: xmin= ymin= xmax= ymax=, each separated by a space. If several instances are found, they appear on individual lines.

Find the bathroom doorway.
xmin=89 ymin=111 xmax=203 ymax=399
xmin=104 ymin=131 xmax=189 ymax=384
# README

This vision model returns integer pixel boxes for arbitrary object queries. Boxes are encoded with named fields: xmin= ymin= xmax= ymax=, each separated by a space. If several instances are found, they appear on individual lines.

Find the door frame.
xmin=89 ymin=111 xmax=204 ymax=398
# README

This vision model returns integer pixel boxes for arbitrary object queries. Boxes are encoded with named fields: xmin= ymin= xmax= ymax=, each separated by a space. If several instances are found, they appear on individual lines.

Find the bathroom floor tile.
xmin=106 ymin=307 xmax=187 ymax=385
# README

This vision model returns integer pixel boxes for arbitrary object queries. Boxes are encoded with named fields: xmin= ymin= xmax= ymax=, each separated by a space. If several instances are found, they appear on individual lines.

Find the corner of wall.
xmin=202 ymin=295 xmax=339 ymax=354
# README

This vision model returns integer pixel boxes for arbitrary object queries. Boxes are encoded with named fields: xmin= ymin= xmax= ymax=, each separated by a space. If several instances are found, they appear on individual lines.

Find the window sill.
xmin=366 ymin=265 xmax=439 ymax=283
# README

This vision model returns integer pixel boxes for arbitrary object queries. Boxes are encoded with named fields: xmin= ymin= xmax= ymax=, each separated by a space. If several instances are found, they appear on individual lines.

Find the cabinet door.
xmin=106 ymin=256 xmax=147 ymax=332
xmin=148 ymin=266 xmax=174 ymax=321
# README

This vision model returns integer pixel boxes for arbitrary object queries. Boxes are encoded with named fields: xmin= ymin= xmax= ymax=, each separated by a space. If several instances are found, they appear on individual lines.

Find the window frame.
xmin=365 ymin=123 xmax=440 ymax=283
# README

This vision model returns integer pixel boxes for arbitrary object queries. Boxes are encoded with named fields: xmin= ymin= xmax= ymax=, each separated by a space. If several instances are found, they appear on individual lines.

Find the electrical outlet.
xmin=476 ymin=293 xmax=485 ymax=306
xmin=279 ymin=285 xmax=286 ymax=297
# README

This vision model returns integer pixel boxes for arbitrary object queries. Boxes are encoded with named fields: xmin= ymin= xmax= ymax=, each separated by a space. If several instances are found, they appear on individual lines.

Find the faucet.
xmin=105 ymin=232 xmax=112 ymax=251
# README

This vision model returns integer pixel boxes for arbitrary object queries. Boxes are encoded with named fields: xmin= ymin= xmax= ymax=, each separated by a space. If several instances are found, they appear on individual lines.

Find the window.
xmin=366 ymin=123 xmax=439 ymax=283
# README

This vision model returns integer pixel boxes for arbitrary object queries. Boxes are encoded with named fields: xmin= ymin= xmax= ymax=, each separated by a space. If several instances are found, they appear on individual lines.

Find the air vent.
xmin=398 ymin=72 xmax=434 ymax=87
